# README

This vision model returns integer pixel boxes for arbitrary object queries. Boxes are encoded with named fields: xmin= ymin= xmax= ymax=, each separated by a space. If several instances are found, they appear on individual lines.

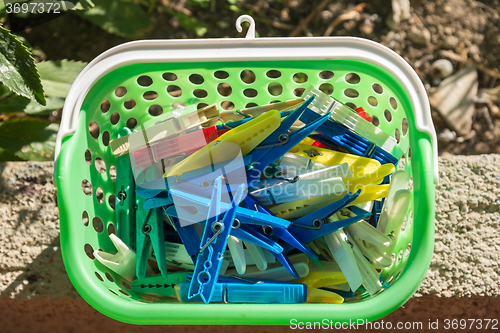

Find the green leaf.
xmin=0 ymin=147 xmax=24 ymax=162
xmin=76 ymin=0 xmax=152 ymax=37
xmin=0 ymin=25 xmax=45 ymax=105
xmin=37 ymin=59 xmax=87 ymax=98
xmin=174 ymin=12 xmax=207 ymax=37
xmin=0 ymin=117 xmax=58 ymax=161
xmin=60 ymin=0 xmax=95 ymax=10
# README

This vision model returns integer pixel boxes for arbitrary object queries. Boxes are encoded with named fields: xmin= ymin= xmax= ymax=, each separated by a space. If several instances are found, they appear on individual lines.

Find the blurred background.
xmin=0 ymin=0 xmax=499 ymax=161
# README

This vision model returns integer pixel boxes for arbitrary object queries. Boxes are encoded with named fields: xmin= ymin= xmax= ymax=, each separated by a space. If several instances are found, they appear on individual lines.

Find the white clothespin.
xmin=94 ymin=234 xmax=152 ymax=281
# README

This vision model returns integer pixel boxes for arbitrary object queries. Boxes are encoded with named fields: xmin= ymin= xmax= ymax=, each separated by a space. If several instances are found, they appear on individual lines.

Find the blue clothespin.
xmin=368 ymin=147 xmax=399 ymax=183
xmin=300 ymin=107 xmax=375 ymax=157
xmin=243 ymin=195 xmax=318 ymax=260
xmin=371 ymin=199 xmax=384 ymax=228
xmin=169 ymin=217 xmax=200 ymax=263
xmin=285 ymin=191 xmax=371 ymax=247
xmin=188 ymin=177 xmax=246 ymax=304
xmin=180 ymin=275 xmax=307 ymax=303
xmin=247 ymin=96 xmax=331 ymax=186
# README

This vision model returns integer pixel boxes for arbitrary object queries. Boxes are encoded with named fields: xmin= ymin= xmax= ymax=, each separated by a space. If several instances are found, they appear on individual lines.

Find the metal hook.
xmin=199 ymin=221 xmax=224 ymax=253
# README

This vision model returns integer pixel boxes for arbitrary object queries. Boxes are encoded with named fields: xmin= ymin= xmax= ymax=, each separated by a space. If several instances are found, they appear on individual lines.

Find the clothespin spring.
xmin=199 ymin=221 xmax=224 ymax=253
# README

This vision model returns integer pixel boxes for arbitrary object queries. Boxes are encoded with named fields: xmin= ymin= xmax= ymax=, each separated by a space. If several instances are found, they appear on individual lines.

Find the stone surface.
xmin=1 ymin=157 xmax=500 ymax=299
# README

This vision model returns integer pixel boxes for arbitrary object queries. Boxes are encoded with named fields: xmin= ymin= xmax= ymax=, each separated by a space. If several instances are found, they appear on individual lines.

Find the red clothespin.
xmin=312 ymin=141 xmax=328 ymax=149
xmin=354 ymin=107 xmax=372 ymax=122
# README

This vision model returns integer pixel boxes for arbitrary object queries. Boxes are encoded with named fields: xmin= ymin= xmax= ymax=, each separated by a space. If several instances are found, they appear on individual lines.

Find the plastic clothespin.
xmin=284 ymin=191 xmax=368 ymax=246
xmin=371 ymin=199 xmax=384 ymax=228
xmin=131 ymin=272 xmax=188 ymax=297
xmin=302 ymin=86 xmax=400 ymax=158
xmin=93 ymin=234 xmax=152 ymax=282
xmin=345 ymin=220 xmax=392 ymax=268
xmin=166 ymin=110 xmax=281 ymax=177
xmin=224 ymin=261 xmax=309 ymax=281
xmin=306 ymin=287 xmax=344 ymax=304
xmin=220 ymin=99 xmax=304 ymax=123
xmin=290 ymin=144 xmax=382 ymax=176
xmin=114 ymin=127 xmax=136 ymax=250
xmin=377 ymin=170 xmax=412 ymax=250
xmin=217 ymin=110 xmax=293 ymax=132
xmin=136 ymin=165 xmax=168 ymax=280
xmin=110 ymin=104 xmax=220 ymax=157
xmin=179 ymin=275 xmax=307 ymax=303
xmin=249 ymin=176 xmax=346 ymax=206
xmin=299 ymin=107 xmax=375 ymax=157
xmin=247 ymin=96 xmax=331 ymax=186
xmin=275 ymin=153 xmax=353 ymax=179
xmin=188 ymin=178 xmax=245 ymax=304
xmin=136 ymin=154 xmax=251 ymax=203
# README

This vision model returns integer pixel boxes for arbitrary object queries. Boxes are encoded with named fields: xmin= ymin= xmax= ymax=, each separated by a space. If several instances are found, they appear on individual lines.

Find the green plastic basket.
xmin=54 ymin=16 xmax=437 ymax=325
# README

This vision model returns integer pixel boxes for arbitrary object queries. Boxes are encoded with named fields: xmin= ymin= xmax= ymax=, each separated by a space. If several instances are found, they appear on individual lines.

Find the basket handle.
xmin=236 ymin=15 xmax=256 ymax=39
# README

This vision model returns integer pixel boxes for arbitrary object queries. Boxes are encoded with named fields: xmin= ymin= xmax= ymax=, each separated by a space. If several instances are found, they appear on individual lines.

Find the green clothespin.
xmin=115 ymin=128 xmax=136 ymax=250
xmin=131 ymin=272 xmax=188 ymax=297
xmin=136 ymin=165 xmax=168 ymax=280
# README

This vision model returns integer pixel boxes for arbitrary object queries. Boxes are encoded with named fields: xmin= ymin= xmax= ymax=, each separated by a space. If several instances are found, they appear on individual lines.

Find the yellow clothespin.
xmin=293 ymin=270 xmax=347 ymax=288
xmin=306 ymin=287 xmax=344 ymax=304
xmin=166 ymin=110 xmax=281 ymax=176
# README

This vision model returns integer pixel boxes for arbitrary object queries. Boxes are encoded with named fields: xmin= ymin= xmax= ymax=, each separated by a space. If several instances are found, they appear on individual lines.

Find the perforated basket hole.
xmin=82 ymin=211 xmax=89 ymax=226
xmin=102 ymin=131 xmax=110 ymax=146
xmin=167 ymin=85 xmax=182 ymax=97
xmin=137 ymin=75 xmax=153 ymax=87
xmin=115 ymin=86 xmax=127 ymax=97
xmin=107 ymin=222 xmax=116 ymax=235
xmin=108 ymin=195 xmax=116 ymax=210
xmin=92 ymin=217 xmax=104 ymax=233
xmin=293 ymin=72 xmax=308 ymax=83
xmin=398 ymin=154 xmax=406 ymax=170
xmin=122 ymin=281 xmax=131 ymax=290
xmin=268 ymin=82 xmax=282 ymax=96
xmin=389 ymin=97 xmax=398 ymax=110
xmin=84 ymin=244 xmax=94 ymax=259
xmin=214 ymin=70 xmax=229 ymax=79
xmin=197 ymin=103 xmax=208 ymax=109
xmin=148 ymin=105 xmax=163 ymax=116
xmin=294 ymin=87 xmax=305 ymax=97
xmin=124 ymin=99 xmax=136 ymax=109
xmin=243 ymin=88 xmax=258 ymax=98
xmin=404 ymin=244 xmax=411 ymax=260
xmin=396 ymin=249 xmax=403 ymax=265
xmin=246 ymin=102 xmax=258 ymax=108
xmin=402 ymin=118 xmax=409 ymax=136
xmin=105 ymin=272 xmax=114 ymax=282
xmin=127 ymin=118 xmax=137 ymax=129
xmin=345 ymin=73 xmax=360 ymax=84
xmin=367 ymin=96 xmax=378 ymax=107
xmin=270 ymin=100 xmax=281 ymax=104
xmin=384 ymin=109 xmax=392 ymax=122
xmin=240 ymin=70 xmax=256 ymax=84
xmin=389 ymin=253 xmax=396 ymax=268
xmin=109 ymin=166 xmax=116 ymax=181
xmin=221 ymin=101 xmax=235 ymax=111
xmin=344 ymin=88 xmax=359 ymax=98
xmin=85 ymin=149 xmax=92 ymax=165
xmin=371 ymin=115 xmax=380 ymax=126
xmin=95 ymin=158 xmax=106 ymax=173
xmin=109 ymin=289 xmax=119 ymax=296
xmin=89 ymin=121 xmax=99 ymax=138
xmin=162 ymin=72 xmax=177 ymax=81
xmin=82 ymin=179 xmax=92 ymax=196
xmin=395 ymin=128 xmax=401 ymax=143
xmin=100 ymin=100 xmax=110 ymax=113
xmin=95 ymin=272 xmax=104 ymax=282
xmin=193 ymin=89 xmax=207 ymax=98
xmin=266 ymin=70 xmax=281 ymax=79
xmin=401 ymin=215 xmax=408 ymax=232
xmin=95 ymin=187 xmax=104 ymax=204
xmin=110 ymin=112 xmax=120 ymax=125
xmin=319 ymin=70 xmax=334 ymax=79
xmin=319 ymin=83 xmax=333 ymax=95
xmin=189 ymin=74 xmax=204 ymax=85
xmin=345 ymin=102 xmax=357 ymax=109
xmin=217 ymin=83 xmax=232 ymax=97
xmin=143 ymin=91 xmax=158 ymax=100
xmin=372 ymin=83 xmax=383 ymax=94
xmin=119 ymin=289 xmax=130 ymax=296
xmin=408 ymin=210 xmax=413 ymax=227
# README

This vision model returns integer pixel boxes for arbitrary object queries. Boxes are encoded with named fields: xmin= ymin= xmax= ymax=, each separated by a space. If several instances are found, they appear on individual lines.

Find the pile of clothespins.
xmin=94 ymin=86 xmax=412 ymax=305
